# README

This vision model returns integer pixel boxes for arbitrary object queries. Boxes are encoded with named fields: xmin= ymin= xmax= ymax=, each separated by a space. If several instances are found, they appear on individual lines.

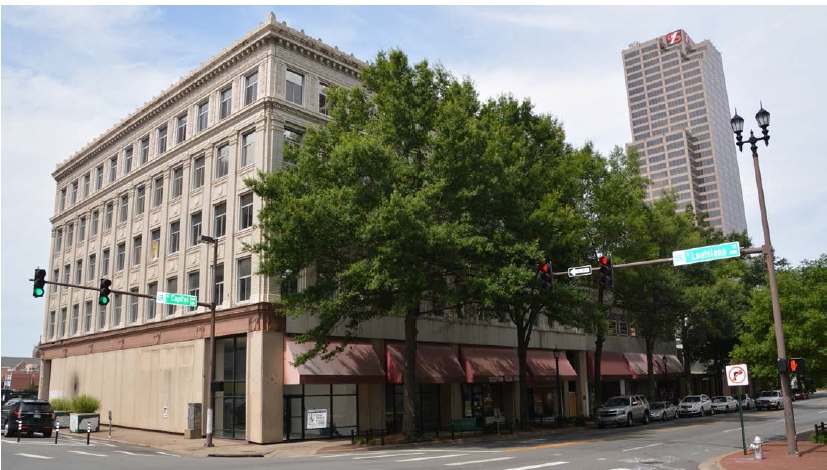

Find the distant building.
xmin=622 ymin=30 xmax=747 ymax=235
xmin=1 ymin=356 xmax=40 ymax=390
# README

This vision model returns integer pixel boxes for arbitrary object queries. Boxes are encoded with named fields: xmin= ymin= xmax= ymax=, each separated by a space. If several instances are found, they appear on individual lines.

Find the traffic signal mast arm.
xmin=549 ymin=246 xmax=764 ymax=276
xmin=27 ymin=278 xmax=213 ymax=308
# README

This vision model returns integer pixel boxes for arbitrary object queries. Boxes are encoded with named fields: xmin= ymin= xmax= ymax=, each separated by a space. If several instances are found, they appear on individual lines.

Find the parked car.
xmin=1 ymin=398 xmax=55 ymax=437
xmin=678 ymin=394 xmax=713 ymax=417
xmin=650 ymin=401 xmax=678 ymax=421
xmin=755 ymin=390 xmax=784 ymax=410
xmin=794 ymin=391 xmax=809 ymax=400
xmin=1 ymin=389 xmax=37 ymax=405
xmin=596 ymin=395 xmax=651 ymax=428
xmin=711 ymin=396 xmax=739 ymax=413
xmin=737 ymin=394 xmax=755 ymax=410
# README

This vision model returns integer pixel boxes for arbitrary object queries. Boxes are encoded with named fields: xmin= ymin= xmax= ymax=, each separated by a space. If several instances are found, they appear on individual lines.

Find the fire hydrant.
xmin=749 ymin=435 xmax=764 ymax=460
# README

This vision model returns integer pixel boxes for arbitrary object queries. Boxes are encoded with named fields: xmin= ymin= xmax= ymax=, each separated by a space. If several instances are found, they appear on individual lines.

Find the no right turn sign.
xmin=726 ymin=364 xmax=749 ymax=386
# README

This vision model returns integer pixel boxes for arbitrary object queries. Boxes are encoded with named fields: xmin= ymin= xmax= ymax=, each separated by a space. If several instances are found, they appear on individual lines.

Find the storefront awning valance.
xmin=654 ymin=354 xmax=684 ymax=375
xmin=386 ymin=343 xmax=465 ymax=384
xmin=284 ymin=339 xmax=386 ymax=385
xmin=587 ymin=351 xmax=634 ymax=379
xmin=459 ymin=346 xmax=520 ymax=383
xmin=526 ymin=349 xmax=578 ymax=381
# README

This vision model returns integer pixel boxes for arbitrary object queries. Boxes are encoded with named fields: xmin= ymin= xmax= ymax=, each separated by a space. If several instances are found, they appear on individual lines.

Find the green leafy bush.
xmin=49 ymin=397 xmax=72 ymax=411
xmin=810 ymin=432 xmax=826 ymax=444
xmin=71 ymin=395 xmax=101 ymax=413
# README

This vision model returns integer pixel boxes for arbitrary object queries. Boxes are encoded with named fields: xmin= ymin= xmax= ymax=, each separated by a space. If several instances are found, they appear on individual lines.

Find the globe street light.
xmin=200 ymin=234 xmax=219 ymax=448
xmin=731 ymin=104 xmax=797 ymax=455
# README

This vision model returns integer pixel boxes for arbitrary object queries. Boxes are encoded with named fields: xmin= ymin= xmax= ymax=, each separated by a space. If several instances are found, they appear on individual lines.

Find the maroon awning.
xmin=526 ymin=349 xmax=578 ymax=380
xmin=284 ymin=338 xmax=386 ymax=384
xmin=587 ymin=351 xmax=634 ymax=379
xmin=459 ymin=346 xmax=520 ymax=383
xmin=386 ymin=343 xmax=465 ymax=384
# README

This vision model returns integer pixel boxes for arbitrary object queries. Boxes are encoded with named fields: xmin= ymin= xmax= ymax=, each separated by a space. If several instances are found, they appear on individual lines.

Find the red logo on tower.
xmin=665 ymin=30 xmax=683 ymax=46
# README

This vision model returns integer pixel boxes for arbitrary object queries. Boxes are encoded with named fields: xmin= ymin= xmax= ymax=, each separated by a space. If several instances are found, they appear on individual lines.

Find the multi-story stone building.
xmin=622 ymin=30 xmax=747 ymax=235
xmin=39 ymin=13 xmax=681 ymax=443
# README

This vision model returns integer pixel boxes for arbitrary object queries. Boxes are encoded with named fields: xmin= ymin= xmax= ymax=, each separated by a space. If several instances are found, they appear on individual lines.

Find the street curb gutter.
xmin=207 ymin=452 xmax=265 ymax=457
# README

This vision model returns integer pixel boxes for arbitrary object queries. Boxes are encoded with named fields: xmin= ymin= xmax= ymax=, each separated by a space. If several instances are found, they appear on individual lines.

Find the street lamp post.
xmin=663 ymin=355 xmax=669 ymax=403
xmin=200 ymin=234 xmax=219 ymax=448
xmin=553 ymin=345 xmax=563 ymax=426
xmin=730 ymin=105 xmax=797 ymax=455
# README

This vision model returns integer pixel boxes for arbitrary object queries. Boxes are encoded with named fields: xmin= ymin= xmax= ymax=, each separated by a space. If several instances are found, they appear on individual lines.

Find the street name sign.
xmin=567 ymin=265 xmax=592 ymax=277
xmin=156 ymin=292 xmax=198 ymax=307
xmin=672 ymin=241 xmax=740 ymax=266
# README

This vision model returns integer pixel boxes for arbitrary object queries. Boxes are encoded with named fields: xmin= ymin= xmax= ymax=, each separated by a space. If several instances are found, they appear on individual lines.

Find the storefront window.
xmin=214 ymin=335 xmax=246 ymax=440
xmin=462 ymin=383 xmax=504 ymax=421
xmin=385 ymin=384 xmax=441 ymax=434
xmin=283 ymin=384 xmax=357 ymax=440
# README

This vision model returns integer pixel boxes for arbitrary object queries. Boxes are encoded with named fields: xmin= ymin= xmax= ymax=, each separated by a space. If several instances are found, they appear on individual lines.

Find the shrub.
xmin=71 ymin=395 xmax=101 ymax=413
xmin=811 ymin=432 xmax=827 ymax=444
xmin=50 ymin=397 xmax=72 ymax=411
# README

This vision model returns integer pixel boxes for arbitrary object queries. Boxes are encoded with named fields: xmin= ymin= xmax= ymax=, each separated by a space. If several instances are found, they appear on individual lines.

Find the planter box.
xmin=70 ymin=413 xmax=100 ymax=433
xmin=54 ymin=411 xmax=71 ymax=430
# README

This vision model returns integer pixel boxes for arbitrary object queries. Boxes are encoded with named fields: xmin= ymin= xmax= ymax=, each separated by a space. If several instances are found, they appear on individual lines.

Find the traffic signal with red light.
xmin=598 ymin=255 xmax=613 ymax=287
xmin=789 ymin=358 xmax=806 ymax=374
xmin=33 ymin=269 xmax=47 ymax=298
xmin=99 ymin=279 xmax=112 ymax=306
xmin=538 ymin=263 xmax=553 ymax=291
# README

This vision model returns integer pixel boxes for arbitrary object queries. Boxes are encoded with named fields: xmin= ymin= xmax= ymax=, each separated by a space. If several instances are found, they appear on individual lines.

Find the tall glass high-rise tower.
xmin=622 ymin=29 xmax=747 ymax=235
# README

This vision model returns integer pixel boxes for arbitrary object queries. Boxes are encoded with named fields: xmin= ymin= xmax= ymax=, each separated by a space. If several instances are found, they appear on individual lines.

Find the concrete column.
xmin=247 ymin=330 xmax=284 ymax=443
xmin=38 ymin=359 xmax=52 ymax=401
xmin=574 ymin=350 xmax=589 ymax=417
xmin=619 ymin=379 xmax=627 ymax=395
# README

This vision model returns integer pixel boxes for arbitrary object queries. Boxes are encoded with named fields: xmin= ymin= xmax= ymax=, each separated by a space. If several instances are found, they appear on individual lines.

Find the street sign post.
xmin=672 ymin=241 xmax=740 ymax=266
xmin=567 ymin=265 xmax=592 ymax=277
xmin=726 ymin=363 xmax=750 ymax=456
xmin=156 ymin=292 xmax=198 ymax=307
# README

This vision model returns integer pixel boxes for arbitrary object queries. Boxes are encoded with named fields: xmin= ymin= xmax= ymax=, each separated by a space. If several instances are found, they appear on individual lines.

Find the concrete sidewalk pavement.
xmin=699 ymin=432 xmax=827 ymax=470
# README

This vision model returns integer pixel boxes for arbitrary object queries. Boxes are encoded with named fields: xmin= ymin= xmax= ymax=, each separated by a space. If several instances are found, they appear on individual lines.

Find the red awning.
xmin=386 ymin=343 xmax=465 ymax=384
xmin=284 ymin=339 xmax=386 ymax=385
xmin=526 ymin=349 xmax=579 ymax=380
xmin=587 ymin=351 xmax=634 ymax=379
xmin=622 ymin=352 xmax=651 ymax=379
xmin=459 ymin=346 xmax=520 ymax=383
xmin=653 ymin=354 xmax=684 ymax=375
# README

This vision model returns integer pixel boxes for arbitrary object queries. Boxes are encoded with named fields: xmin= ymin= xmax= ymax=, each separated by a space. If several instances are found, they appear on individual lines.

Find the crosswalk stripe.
xmin=156 ymin=451 xmax=179 ymax=457
xmin=114 ymin=450 xmax=142 ymax=455
xmin=397 ymin=453 xmax=468 ymax=462
xmin=353 ymin=452 xmax=424 ymax=459
xmin=15 ymin=453 xmax=53 ymax=459
xmin=69 ymin=451 xmax=107 ymax=457
xmin=445 ymin=456 xmax=515 ymax=466
xmin=505 ymin=462 xmax=569 ymax=470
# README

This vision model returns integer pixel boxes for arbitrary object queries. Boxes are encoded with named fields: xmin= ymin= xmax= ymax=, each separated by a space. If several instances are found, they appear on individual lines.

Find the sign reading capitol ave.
xmin=155 ymin=292 xmax=198 ymax=307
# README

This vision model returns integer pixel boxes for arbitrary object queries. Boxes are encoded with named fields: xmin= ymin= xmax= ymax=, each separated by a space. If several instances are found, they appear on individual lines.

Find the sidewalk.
xmin=699 ymin=432 xmax=827 ymax=470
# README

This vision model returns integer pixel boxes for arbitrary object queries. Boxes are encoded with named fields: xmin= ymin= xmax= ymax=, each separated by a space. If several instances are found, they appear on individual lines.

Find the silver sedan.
xmin=711 ymin=396 xmax=739 ymax=413
xmin=650 ymin=401 xmax=678 ymax=421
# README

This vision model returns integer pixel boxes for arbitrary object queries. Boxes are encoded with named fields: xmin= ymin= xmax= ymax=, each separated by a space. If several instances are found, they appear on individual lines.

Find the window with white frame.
xmin=135 ymin=185 xmax=146 ymax=216
xmin=110 ymin=155 xmax=118 ymax=183
xmin=240 ymin=131 xmax=255 ymax=168
xmin=215 ymin=264 xmax=224 ymax=305
xmin=285 ymin=69 xmax=304 ymax=105
xmin=124 ymin=147 xmax=133 ymax=174
xmin=171 ymin=165 xmax=183 ymax=199
xmin=101 ymin=249 xmax=110 ymax=277
xmin=62 ymin=264 xmax=69 ymax=286
xmin=87 ymin=253 xmax=96 ymax=281
xmin=169 ymin=220 xmax=180 ymax=254
xmin=52 ymin=269 xmax=59 ymax=293
xmin=213 ymin=202 xmax=226 ymax=238
xmin=112 ymin=294 xmax=122 ymax=327
xmin=54 ymin=228 xmax=63 ymax=252
xmin=140 ymin=136 xmax=150 ymax=164
xmin=116 ymin=243 xmax=126 ymax=271
xmin=96 ymin=165 xmax=104 ymax=190
xmin=245 ymin=71 xmax=258 ymax=105
xmin=90 ymin=210 xmax=99 ymax=236
xmin=239 ymin=193 xmax=253 ymax=230
xmin=215 ymin=144 xmax=229 ymax=178
xmin=71 ymin=304 xmax=79 ymax=336
xmin=74 ymin=259 xmax=83 ymax=285
xmin=190 ymin=212 xmax=202 ymax=247
xmin=82 ymin=173 xmax=90 ymax=198
xmin=176 ymin=113 xmax=187 ymax=144
xmin=237 ymin=257 xmax=252 ymax=301
xmin=319 ymin=82 xmax=328 ymax=115
xmin=84 ymin=301 xmax=93 ymax=333
xmin=165 ymin=277 xmax=177 ymax=317
xmin=129 ymin=288 xmax=139 ymax=323
xmin=66 ymin=223 xmax=74 ymax=247
xmin=71 ymin=180 xmax=78 ymax=204
xmin=153 ymin=176 xmax=164 ymax=207
xmin=187 ymin=271 xmax=199 ymax=312
xmin=192 ymin=156 xmax=205 ymax=189
xmin=158 ymin=125 xmax=168 ymax=154
xmin=104 ymin=201 xmax=114 ymax=230
xmin=197 ymin=101 xmax=209 ymax=132
xmin=283 ymin=128 xmax=303 ymax=165
xmin=219 ymin=87 xmax=232 ymax=119
xmin=59 ymin=307 xmax=67 ymax=338
xmin=48 ymin=311 xmax=56 ymax=339
xmin=119 ymin=194 xmax=129 ymax=223
xmin=132 ymin=235 xmax=142 ymax=266
xmin=59 ymin=188 xmax=66 ymax=211
xmin=98 ymin=303 xmax=106 ymax=330
xmin=78 ymin=216 xmax=86 ymax=243
xmin=150 ymin=228 xmax=160 ymax=260
xmin=146 ymin=282 xmax=158 ymax=320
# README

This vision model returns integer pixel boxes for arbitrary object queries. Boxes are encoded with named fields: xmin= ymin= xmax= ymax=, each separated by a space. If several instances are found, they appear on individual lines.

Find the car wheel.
xmin=626 ymin=413 xmax=633 ymax=427
xmin=776 ymin=403 xmax=781 ymax=410
xmin=726 ymin=405 xmax=729 ymax=412
xmin=3 ymin=420 xmax=13 ymax=437
xmin=643 ymin=411 xmax=650 ymax=425
xmin=43 ymin=431 xmax=52 ymax=438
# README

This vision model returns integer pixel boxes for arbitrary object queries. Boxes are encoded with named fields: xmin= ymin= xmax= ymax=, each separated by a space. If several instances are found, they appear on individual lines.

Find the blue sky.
xmin=2 ymin=5 xmax=827 ymax=356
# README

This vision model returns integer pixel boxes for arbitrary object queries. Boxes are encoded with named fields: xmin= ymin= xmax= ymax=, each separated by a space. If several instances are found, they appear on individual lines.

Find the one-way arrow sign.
xmin=567 ymin=265 xmax=592 ymax=277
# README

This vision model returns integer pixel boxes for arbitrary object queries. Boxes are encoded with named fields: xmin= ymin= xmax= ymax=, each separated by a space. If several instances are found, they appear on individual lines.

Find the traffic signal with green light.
xmin=33 ymin=269 xmax=47 ymax=298
xmin=99 ymin=279 xmax=112 ymax=306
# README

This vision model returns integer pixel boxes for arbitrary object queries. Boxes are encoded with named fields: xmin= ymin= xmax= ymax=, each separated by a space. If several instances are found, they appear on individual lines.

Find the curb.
xmin=697 ymin=453 xmax=725 ymax=470
xmin=207 ymin=452 xmax=265 ymax=457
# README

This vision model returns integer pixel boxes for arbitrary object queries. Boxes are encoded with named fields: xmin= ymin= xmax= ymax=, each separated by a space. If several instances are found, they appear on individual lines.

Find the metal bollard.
xmin=55 ymin=420 xmax=60 ymax=444
xmin=86 ymin=421 xmax=91 ymax=445
xmin=17 ymin=419 xmax=22 ymax=442
xmin=351 ymin=428 xmax=355 ymax=445
xmin=749 ymin=435 xmax=763 ymax=460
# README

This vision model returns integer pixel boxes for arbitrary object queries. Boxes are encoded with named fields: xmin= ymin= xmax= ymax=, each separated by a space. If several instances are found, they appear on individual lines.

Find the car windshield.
xmin=604 ymin=397 xmax=629 ymax=407
xmin=650 ymin=403 xmax=664 ymax=409
xmin=712 ymin=397 xmax=726 ymax=402
xmin=682 ymin=396 xmax=701 ymax=403
xmin=760 ymin=391 xmax=777 ymax=397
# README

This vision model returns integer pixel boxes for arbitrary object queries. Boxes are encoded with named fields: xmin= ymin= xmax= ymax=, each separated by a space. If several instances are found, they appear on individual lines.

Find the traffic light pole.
xmin=30 ymin=279 xmax=213 ymax=308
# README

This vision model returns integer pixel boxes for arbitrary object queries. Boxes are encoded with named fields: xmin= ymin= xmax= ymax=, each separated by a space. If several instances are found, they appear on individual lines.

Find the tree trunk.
xmin=593 ymin=284 xmax=606 ymax=416
xmin=645 ymin=337 xmax=656 ymax=402
xmin=682 ymin=344 xmax=692 ymax=396
xmin=516 ymin=320 xmax=529 ymax=429
xmin=401 ymin=308 xmax=419 ymax=440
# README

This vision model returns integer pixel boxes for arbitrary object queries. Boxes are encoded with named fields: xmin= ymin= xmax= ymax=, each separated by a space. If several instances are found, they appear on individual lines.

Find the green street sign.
xmin=156 ymin=292 xmax=198 ymax=307
xmin=673 ymin=241 xmax=741 ymax=266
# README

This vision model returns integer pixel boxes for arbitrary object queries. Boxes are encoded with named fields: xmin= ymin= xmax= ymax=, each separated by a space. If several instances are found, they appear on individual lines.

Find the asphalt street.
xmin=2 ymin=394 xmax=824 ymax=470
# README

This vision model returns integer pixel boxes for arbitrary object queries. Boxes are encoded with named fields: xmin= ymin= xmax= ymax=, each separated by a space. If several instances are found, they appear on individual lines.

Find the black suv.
xmin=2 ymin=398 xmax=54 ymax=437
